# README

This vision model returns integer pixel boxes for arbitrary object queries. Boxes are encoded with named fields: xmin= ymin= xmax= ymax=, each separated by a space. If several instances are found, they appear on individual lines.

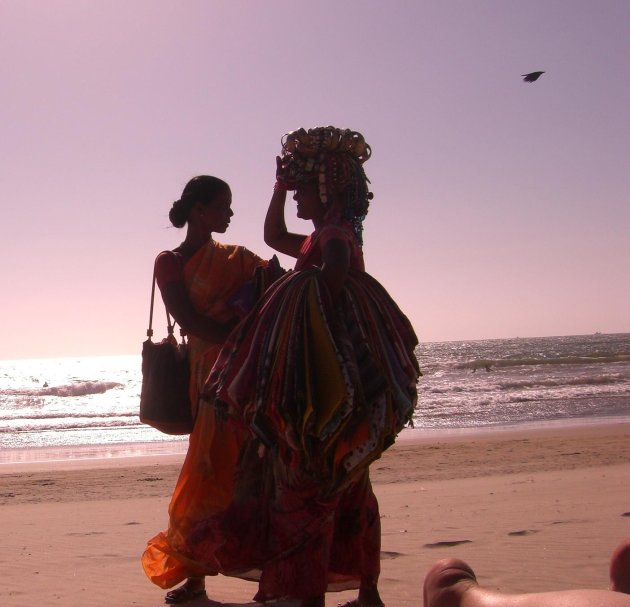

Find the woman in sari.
xmin=202 ymin=127 xmax=421 ymax=607
xmin=142 ymin=175 xmax=271 ymax=604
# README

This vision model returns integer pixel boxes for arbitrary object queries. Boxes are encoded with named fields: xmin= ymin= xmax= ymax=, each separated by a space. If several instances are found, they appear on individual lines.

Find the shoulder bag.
xmin=139 ymin=262 xmax=194 ymax=435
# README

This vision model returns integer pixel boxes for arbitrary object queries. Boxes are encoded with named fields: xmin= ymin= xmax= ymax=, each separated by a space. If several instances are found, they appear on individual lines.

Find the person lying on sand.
xmin=423 ymin=539 xmax=630 ymax=607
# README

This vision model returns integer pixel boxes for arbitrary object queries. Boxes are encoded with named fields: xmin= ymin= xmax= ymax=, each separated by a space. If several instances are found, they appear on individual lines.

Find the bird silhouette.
xmin=522 ymin=71 xmax=545 ymax=83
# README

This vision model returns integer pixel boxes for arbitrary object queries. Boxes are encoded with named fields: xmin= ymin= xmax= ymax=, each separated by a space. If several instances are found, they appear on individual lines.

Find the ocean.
xmin=1 ymin=333 xmax=629 ymax=461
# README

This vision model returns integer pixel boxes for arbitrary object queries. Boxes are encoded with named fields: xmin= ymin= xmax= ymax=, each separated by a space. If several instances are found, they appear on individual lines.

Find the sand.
xmin=1 ymin=422 xmax=629 ymax=606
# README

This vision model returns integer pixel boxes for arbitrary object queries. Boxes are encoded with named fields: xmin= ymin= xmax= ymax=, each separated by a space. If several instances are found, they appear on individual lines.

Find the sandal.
xmin=164 ymin=582 xmax=207 ymax=604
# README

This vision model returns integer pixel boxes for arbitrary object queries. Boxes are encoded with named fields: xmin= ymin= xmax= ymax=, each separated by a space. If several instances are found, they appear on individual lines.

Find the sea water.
xmin=417 ymin=333 xmax=630 ymax=430
xmin=1 ymin=334 xmax=629 ymax=456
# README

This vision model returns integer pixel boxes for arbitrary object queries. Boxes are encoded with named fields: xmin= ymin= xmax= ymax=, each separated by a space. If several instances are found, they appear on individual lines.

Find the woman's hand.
xmin=275 ymin=155 xmax=292 ymax=190
xmin=264 ymin=158 xmax=306 ymax=258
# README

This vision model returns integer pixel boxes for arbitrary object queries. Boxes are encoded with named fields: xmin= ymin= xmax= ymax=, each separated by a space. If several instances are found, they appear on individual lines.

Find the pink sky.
xmin=1 ymin=0 xmax=629 ymax=359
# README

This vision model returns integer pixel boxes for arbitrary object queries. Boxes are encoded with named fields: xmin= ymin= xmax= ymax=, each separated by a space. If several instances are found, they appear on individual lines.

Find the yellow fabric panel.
xmin=303 ymin=282 xmax=347 ymax=436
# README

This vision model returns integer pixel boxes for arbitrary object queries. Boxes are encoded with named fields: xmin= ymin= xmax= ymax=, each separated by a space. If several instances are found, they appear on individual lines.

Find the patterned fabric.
xmin=142 ymin=223 xmax=420 ymax=600
xmin=209 ymin=223 xmax=418 ymax=491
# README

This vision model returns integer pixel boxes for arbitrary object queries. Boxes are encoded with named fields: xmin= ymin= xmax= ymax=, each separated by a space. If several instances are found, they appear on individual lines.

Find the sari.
xmin=141 ymin=239 xmax=267 ymax=588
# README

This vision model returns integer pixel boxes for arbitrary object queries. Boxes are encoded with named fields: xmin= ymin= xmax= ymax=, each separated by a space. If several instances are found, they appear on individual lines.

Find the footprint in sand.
xmin=380 ymin=551 xmax=404 ymax=559
xmin=424 ymin=540 xmax=472 ymax=548
xmin=508 ymin=529 xmax=539 ymax=536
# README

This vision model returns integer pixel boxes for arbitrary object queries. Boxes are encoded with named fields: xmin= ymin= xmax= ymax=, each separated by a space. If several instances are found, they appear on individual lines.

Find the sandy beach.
xmin=2 ymin=423 xmax=629 ymax=607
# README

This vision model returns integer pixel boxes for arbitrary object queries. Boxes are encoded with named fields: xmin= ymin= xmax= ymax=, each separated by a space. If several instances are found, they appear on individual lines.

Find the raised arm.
xmin=264 ymin=157 xmax=307 ymax=258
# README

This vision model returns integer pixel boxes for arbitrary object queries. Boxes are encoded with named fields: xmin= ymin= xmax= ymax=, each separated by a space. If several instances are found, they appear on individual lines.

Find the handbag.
xmin=139 ymin=265 xmax=194 ymax=435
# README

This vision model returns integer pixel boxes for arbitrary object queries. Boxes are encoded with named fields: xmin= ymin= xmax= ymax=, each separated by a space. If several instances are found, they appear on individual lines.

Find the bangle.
xmin=274 ymin=181 xmax=288 ymax=193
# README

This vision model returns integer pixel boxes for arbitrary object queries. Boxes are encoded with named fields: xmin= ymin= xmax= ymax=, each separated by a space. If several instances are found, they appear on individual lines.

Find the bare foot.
xmin=164 ymin=577 xmax=206 ymax=604
xmin=611 ymin=539 xmax=630 ymax=594
xmin=423 ymin=558 xmax=477 ymax=607
xmin=424 ymin=556 xmax=630 ymax=607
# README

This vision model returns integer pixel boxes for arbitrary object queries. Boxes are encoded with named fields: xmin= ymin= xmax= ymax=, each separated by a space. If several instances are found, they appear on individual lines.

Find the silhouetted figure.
xmin=522 ymin=71 xmax=545 ymax=82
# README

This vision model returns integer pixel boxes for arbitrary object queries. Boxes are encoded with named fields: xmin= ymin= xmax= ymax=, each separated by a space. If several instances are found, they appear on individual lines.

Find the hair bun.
xmin=168 ymin=198 xmax=188 ymax=228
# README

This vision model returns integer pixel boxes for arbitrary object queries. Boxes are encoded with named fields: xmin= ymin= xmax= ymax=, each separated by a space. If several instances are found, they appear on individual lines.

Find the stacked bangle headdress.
xmin=278 ymin=126 xmax=373 ymax=245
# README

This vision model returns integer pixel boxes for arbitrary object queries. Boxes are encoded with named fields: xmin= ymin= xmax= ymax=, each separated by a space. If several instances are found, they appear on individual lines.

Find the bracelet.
xmin=274 ymin=181 xmax=288 ymax=193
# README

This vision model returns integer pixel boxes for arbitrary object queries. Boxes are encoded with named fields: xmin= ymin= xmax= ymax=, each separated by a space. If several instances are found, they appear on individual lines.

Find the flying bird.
xmin=522 ymin=71 xmax=545 ymax=83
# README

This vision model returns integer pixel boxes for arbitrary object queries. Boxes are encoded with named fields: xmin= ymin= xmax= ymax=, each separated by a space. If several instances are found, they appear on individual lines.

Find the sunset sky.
xmin=1 ymin=0 xmax=629 ymax=360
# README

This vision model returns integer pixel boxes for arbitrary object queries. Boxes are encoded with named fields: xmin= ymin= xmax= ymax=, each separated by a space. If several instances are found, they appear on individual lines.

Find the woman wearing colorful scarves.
xmin=204 ymin=127 xmax=420 ymax=607
xmin=141 ymin=175 xmax=275 ymax=604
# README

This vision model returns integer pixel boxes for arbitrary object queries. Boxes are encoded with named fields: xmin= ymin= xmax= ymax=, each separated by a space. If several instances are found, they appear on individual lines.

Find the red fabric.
xmin=155 ymin=251 xmax=184 ymax=288
xmin=295 ymin=221 xmax=365 ymax=271
xmin=254 ymin=470 xmax=381 ymax=600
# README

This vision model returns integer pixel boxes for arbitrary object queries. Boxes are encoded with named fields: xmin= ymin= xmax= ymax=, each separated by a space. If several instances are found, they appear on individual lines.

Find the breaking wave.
xmin=498 ymin=375 xmax=625 ymax=390
xmin=2 ymin=381 xmax=123 ymax=398
xmin=456 ymin=354 xmax=630 ymax=371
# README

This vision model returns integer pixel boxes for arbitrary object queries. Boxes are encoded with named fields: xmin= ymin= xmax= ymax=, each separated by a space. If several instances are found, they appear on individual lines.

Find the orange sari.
xmin=142 ymin=239 xmax=265 ymax=588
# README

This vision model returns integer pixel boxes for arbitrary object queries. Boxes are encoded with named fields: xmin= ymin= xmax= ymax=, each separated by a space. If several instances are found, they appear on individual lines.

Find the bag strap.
xmin=147 ymin=270 xmax=156 ymax=338
xmin=147 ymin=254 xmax=185 ymax=342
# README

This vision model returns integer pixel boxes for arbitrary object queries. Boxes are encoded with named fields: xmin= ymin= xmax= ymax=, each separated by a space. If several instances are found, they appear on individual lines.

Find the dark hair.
xmin=168 ymin=175 xmax=230 ymax=228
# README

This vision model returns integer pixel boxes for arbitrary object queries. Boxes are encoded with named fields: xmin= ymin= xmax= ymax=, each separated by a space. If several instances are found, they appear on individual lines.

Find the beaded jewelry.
xmin=277 ymin=126 xmax=373 ymax=245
